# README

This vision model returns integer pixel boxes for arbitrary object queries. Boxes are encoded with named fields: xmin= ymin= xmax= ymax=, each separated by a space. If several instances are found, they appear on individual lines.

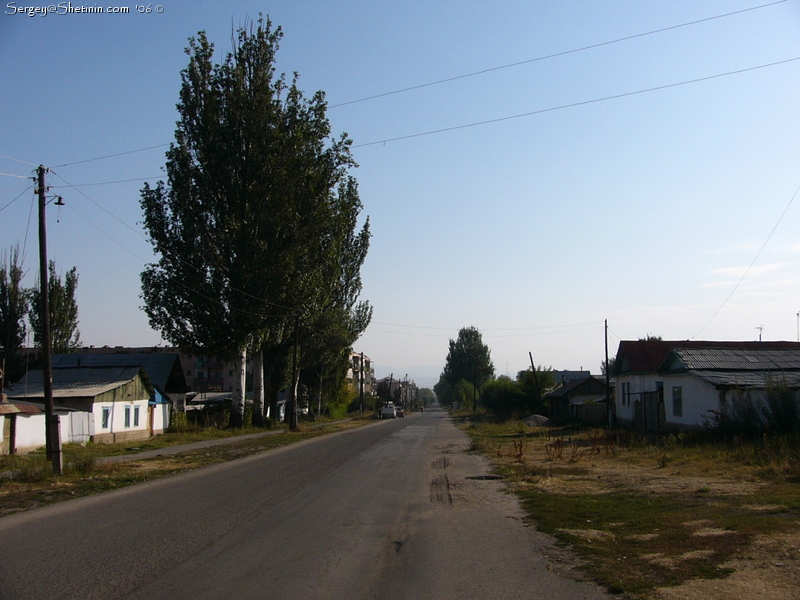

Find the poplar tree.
xmin=141 ymin=17 xmax=370 ymax=426
xmin=0 ymin=246 xmax=27 ymax=385
xmin=29 ymin=261 xmax=81 ymax=353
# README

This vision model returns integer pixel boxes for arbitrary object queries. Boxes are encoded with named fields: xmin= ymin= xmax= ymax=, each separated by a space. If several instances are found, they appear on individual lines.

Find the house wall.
xmin=10 ymin=410 xmax=90 ymax=453
xmin=90 ymin=376 xmax=153 ymax=443
xmin=615 ymin=373 xmax=662 ymax=425
xmin=661 ymin=373 xmax=719 ymax=429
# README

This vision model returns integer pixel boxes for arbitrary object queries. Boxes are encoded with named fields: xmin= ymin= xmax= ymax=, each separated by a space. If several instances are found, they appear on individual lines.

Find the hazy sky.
xmin=2 ymin=1 xmax=800 ymax=388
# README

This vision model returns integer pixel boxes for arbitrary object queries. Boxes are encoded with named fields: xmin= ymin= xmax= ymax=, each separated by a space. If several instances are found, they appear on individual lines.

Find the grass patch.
xmin=459 ymin=418 xmax=800 ymax=598
xmin=0 ymin=420 xmax=362 ymax=517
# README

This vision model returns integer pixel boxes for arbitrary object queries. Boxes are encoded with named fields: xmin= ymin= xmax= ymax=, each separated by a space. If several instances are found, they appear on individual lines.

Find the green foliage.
xmin=440 ymin=327 xmax=494 ymax=408
xmin=433 ymin=375 xmax=453 ymax=406
xmin=481 ymin=367 xmax=554 ymax=420
xmin=29 ymin=260 xmax=81 ymax=353
xmin=0 ymin=245 xmax=27 ymax=384
xmin=639 ymin=334 xmax=663 ymax=341
xmin=418 ymin=388 xmax=435 ymax=407
xmin=140 ymin=17 xmax=371 ymax=426
xmin=600 ymin=357 xmax=616 ymax=377
xmin=717 ymin=382 xmax=800 ymax=436
xmin=167 ymin=410 xmax=192 ymax=433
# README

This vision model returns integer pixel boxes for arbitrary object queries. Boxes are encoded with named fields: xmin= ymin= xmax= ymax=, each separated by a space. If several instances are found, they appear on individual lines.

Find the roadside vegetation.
xmin=0 ymin=418 xmax=365 ymax=518
xmin=457 ymin=414 xmax=800 ymax=599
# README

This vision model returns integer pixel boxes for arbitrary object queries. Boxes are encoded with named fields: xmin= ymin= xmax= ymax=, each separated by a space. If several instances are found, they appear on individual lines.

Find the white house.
xmin=1 ymin=399 xmax=92 ymax=454
xmin=613 ymin=340 xmax=800 ymax=430
xmin=8 ymin=366 xmax=168 ymax=444
xmin=658 ymin=346 xmax=800 ymax=429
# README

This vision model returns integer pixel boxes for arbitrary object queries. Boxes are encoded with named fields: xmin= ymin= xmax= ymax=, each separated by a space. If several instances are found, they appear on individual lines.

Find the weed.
xmin=512 ymin=438 xmax=527 ymax=463
xmin=545 ymin=437 xmax=564 ymax=460
xmin=4 ymin=454 xmax=51 ymax=483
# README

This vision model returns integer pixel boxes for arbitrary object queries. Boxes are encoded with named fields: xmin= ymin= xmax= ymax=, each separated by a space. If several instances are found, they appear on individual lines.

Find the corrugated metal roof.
xmin=50 ymin=353 xmax=179 ymax=390
xmin=9 ymin=366 xmax=145 ymax=399
xmin=691 ymin=370 xmax=800 ymax=389
xmin=615 ymin=340 xmax=800 ymax=374
xmin=671 ymin=347 xmax=800 ymax=371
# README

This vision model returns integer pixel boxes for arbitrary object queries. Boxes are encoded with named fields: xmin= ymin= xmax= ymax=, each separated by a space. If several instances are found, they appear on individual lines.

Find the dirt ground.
xmin=481 ymin=429 xmax=800 ymax=600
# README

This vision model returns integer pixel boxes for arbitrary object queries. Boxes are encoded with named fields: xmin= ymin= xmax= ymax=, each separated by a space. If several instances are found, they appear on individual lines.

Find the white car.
xmin=381 ymin=402 xmax=396 ymax=419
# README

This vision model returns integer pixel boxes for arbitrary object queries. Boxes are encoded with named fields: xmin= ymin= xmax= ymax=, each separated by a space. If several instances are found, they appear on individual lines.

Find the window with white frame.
xmin=125 ymin=406 xmax=131 ymax=428
xmin=134 ymin=406 xmax=140 ymax=427
xmin=102 ymin=406 xmax=110 ymax=429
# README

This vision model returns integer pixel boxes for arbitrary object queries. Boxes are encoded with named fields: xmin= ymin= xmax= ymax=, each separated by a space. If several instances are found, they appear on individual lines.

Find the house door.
xmin=642 ymin=391 xmax=661 ymax=431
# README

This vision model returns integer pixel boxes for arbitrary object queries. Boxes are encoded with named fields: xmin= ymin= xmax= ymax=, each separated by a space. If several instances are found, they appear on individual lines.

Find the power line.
xmin=0 ymin=186 xmax=32 ymax=214
xmin=0 ymin=154 xmax=38 ymax=167
xmin=50 ymin=170 xmax=146 ymax=239
xmin=48 ymin=170 xmax=297 ymax=313
xmin=372 ymin=320 xmax=601 ymax=332
xmin=0 ymin=171 xmax=30 ymax=179
xmin=331 ymin=0 xmax=789 ymax=108
xmin=354 ymin=56 xmax=800 ymax=148
xmin=692 ymin=182 xmax=800 ymax=339
xmin=368 ymin=324 xmax=603 ymax=338
xmin=51 ymin=143 xmax=170 ymax=168
xmin=50 ymin=176 xmax=163 ymax=188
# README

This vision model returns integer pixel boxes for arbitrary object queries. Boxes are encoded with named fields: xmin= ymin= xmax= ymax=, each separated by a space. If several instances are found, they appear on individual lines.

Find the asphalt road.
xmin=0 ymin=408 xmax=609 ymax=600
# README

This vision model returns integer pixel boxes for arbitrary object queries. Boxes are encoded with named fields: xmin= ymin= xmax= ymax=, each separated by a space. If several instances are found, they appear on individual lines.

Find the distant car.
xmin=381 ymin=403 xmax=396 ymax=419
xmin=395 ymin=406 xmax=405 ymax=418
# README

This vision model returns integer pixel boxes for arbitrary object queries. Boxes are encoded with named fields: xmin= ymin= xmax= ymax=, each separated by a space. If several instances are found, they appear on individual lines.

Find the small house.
xmin=8 ymin=366 xmax=167 ymax=443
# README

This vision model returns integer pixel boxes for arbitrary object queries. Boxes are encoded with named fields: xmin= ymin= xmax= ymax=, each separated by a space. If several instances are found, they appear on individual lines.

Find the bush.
xmin=717 ymin=382 xmax=800 ymax=437
xmin=65 ymin=451 xmax=96 ymax=475
xmin=6 ymin=454 xmax=51 ymax=482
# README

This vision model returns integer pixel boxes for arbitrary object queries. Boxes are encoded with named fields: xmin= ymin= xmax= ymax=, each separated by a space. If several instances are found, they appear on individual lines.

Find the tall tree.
xmin=29 ymin=260 xmax=80 ymax=353
xmin=441 ymin=326 xmax=495 ymax=407
xmin=140 ymin=18 xmax=370 ymax=426
xmin=0 ymin=246 xmax=27 ymax=386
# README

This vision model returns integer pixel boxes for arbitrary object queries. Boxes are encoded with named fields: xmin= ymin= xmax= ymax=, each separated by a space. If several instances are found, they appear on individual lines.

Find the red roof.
xmin=614 ymin=340 xmax=800 ymax=375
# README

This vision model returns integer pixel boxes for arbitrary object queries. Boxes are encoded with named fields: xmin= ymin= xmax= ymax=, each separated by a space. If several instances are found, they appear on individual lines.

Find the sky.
xmin=2 ymin=1 xmax=800 ymax=389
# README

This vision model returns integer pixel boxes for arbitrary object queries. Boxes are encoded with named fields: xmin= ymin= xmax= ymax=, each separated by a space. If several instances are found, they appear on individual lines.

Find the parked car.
xmin=395 ymin=406 xmax=405 ymax=418
xmin=381 ymin=402 xmax=396 ymax=419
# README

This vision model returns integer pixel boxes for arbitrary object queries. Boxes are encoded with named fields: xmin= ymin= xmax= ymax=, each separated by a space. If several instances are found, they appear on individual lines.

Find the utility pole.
xmin=37 ymin=165 xmax=62 ymax=475
xmin=605 ymin=319 xmax=611 ymax=427
xmin=359 ymin=352 xmax=364 ymax=415
xmin=529 ymin=352 xmax=542 ymax=415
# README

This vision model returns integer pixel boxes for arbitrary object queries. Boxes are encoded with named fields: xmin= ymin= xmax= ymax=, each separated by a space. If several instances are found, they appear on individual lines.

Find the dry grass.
xmin=459 ymin=418 xmax=800 ymax=599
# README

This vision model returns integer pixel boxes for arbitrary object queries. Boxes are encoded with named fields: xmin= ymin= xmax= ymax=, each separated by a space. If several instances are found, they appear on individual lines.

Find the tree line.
xmin=0 ymin=247 xmax=81 ymax=387
xmin=434 ymin=326 xmax=555 ymax=420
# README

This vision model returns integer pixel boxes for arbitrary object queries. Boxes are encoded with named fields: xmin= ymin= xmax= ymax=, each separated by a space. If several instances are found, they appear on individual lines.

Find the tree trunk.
xmin=230 ymin=347 xmax=247 ymax=428
xmin=263 ymin=347 xmax=281 ymax=423
xmin=252 ymin=348 xmax=264 ymax=426
xmin=317 ymin=372 xmax=323 ymax=416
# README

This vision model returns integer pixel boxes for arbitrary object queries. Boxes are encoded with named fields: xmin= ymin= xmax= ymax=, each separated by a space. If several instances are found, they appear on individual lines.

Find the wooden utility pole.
xmin=529 ymin=352 xmax=543 ymax=415
xmin=605 ymin=319 xmax=611 ymax=427
xmin=37 ymin=165 xmax=62 ymax=474
xmin=359 ymin=352 xmax=364 ymax=415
